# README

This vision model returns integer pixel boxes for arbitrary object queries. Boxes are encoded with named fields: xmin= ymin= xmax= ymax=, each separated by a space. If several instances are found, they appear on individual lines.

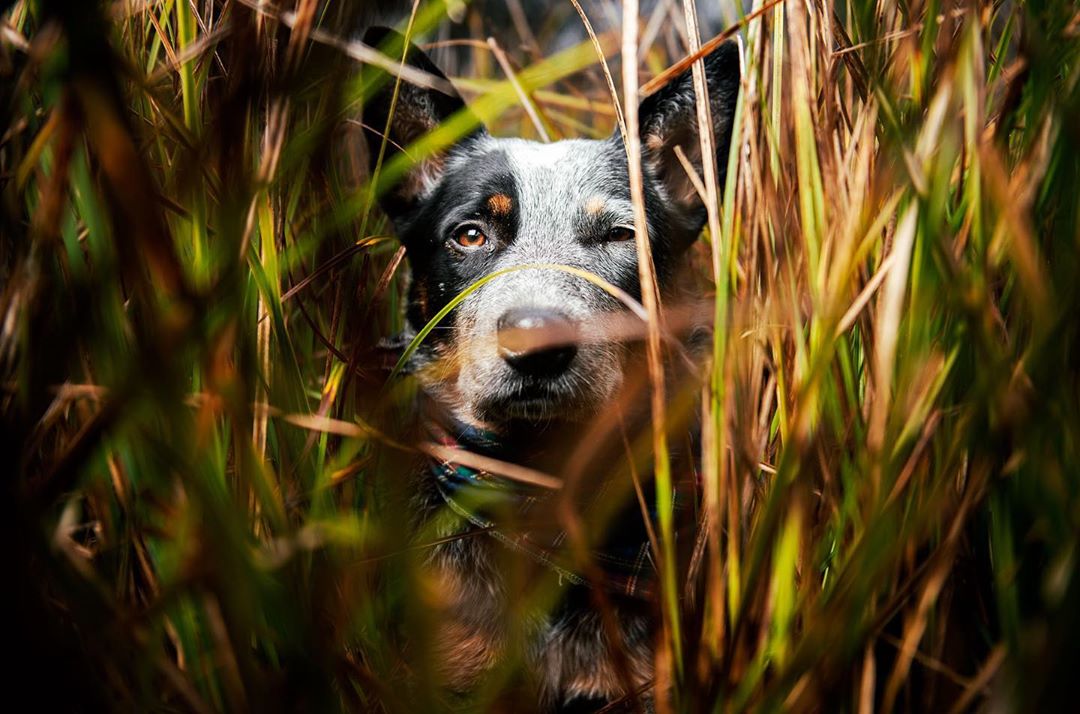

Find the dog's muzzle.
xmin=496 ymin=307 xmax=578 ymax=378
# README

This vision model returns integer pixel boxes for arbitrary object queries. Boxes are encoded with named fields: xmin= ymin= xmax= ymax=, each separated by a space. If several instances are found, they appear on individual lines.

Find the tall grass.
xmin=2 ymin=0 xmax=1079 ymax=711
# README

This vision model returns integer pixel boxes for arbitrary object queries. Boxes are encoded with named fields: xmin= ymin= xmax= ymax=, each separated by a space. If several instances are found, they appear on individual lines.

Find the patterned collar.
xmin=426 ymin=415 xmax=697 ymax=600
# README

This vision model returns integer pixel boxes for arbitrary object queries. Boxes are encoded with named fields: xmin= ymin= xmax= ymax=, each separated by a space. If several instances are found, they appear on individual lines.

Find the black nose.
xmin=497 ymin=307 xmax=578 ymax=377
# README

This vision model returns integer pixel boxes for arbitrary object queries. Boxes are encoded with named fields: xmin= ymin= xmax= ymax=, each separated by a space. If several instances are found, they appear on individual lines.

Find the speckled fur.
xmin=410 ymin=466 xmax=656 ymax=709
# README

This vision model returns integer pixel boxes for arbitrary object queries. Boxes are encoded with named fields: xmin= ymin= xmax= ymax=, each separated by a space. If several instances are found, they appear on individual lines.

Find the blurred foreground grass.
xmin=2 ymin=0 xmax=1080 ymax=711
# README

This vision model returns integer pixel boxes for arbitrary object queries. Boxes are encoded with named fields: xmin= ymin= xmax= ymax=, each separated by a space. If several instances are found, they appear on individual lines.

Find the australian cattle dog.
xmin=362 ymin=27 xmax=740 ymax=712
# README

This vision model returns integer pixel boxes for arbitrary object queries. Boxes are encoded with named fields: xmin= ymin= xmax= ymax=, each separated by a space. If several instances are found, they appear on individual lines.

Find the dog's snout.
xmin=497 ymin=307 xmax=578 ymax=377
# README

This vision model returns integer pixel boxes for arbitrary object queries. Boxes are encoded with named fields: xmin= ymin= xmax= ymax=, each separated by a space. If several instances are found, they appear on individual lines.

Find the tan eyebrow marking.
xmin=486 ymin=193 xmax=513 ymax=216
xmin=584 ymin=196 xmax=606 ymax=215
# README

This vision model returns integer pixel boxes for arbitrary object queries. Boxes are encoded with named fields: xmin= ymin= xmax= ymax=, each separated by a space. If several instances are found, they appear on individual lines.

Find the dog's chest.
xmin=413 ymin=472 xmax=654 ymax=705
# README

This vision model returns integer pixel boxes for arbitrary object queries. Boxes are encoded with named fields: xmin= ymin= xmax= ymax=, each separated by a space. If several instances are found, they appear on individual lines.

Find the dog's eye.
xmin=453 ymin=226 xmax=488 ymax=249
xmin=606 ymin=226 xmax=635 ymax=242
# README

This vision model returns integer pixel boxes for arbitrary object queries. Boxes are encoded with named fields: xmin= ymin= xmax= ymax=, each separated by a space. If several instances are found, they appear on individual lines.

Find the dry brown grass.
xmin=2 ymin=0 xmax=1080 ymax=711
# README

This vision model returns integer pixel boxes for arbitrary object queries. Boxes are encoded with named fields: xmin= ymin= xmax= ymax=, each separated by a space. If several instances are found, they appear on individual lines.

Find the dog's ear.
xmin=361 ymin=28 xmax=485 ymax=223
xmin=637 ymin=41 xmax=740 ymax=231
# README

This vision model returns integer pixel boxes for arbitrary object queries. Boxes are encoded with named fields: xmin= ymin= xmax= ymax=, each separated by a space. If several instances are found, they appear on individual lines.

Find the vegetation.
xmin=2 ymin=0 xmax=1079 ymax=711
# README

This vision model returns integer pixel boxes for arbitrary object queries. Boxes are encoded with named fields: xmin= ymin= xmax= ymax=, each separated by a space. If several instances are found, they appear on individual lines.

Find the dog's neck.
xmin=421 ymin=391 xmax=700 ymax=601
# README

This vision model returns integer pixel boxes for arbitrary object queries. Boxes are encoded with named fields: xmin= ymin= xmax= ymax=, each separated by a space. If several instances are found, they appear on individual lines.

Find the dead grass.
xmin=2 ymin=0 xmax=1080 ymax=711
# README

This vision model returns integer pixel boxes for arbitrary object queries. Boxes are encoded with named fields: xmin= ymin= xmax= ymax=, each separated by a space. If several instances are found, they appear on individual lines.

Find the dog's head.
xmin=363 ymin=29 xmax=739 ymax=428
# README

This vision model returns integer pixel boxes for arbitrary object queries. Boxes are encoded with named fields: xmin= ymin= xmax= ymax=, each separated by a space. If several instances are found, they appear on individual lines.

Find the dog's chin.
xmin=474 ymin=381 xmax=600 ymax=424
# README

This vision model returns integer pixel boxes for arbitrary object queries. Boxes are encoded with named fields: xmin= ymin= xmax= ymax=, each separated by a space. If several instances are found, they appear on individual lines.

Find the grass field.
xmin=3 ymin=0 xmax=1080 ymax=711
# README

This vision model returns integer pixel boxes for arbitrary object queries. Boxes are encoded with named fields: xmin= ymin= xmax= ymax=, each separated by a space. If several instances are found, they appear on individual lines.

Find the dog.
xmin=362 ymin=27 xmax=739 ymax=712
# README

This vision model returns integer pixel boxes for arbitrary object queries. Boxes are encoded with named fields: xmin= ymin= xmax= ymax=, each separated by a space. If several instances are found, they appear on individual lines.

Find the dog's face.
xmin=364 ymin=30 xmax=739 ymax=427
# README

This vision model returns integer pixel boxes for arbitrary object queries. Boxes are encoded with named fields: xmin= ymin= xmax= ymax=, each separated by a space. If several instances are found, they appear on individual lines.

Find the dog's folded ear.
xmin=636 ymin=41 xmax=741 ymax=234
xmin=361 ymin=28 xmax=486 ymax=224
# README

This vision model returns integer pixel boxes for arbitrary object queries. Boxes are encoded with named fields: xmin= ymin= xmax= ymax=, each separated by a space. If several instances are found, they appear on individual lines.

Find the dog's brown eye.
xmin=454 ymin=226 xmax=488 ymax=249
xmin=607 ymin=226 xmax=635 ymax=242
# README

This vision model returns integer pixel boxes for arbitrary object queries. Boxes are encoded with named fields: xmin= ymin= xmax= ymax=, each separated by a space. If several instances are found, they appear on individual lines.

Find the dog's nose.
xmin=497 ymin=307 xmax=578 ymax=377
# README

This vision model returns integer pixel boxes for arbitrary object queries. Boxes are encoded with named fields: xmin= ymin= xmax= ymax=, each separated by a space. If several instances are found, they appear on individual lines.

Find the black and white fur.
xmin=362 ymin=28 xmax=739 ymax=711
